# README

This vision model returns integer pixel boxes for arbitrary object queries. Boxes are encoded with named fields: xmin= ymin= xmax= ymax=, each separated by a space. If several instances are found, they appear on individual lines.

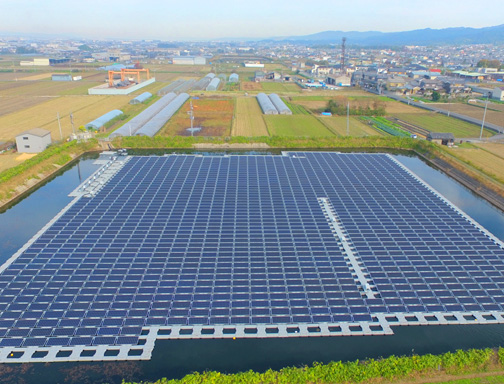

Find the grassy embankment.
xmin=122 ymin=347 xmax=504 ymax=384
xmin=0 ymin=139 xmax=98 ymax=206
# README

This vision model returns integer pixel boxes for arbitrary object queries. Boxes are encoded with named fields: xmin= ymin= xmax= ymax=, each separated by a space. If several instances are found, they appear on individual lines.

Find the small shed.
xmin=130 ymin=92 xmax=152 ymax=104
xmin=16 ymin=128 xmax=52 ymax=153
xmin=85 ymin=110 xmax=123 ymax=130
xmin=427 ymin=132 xmax=455 ymax=146
xmin=52 ymin=74 xmax=73 ymax=82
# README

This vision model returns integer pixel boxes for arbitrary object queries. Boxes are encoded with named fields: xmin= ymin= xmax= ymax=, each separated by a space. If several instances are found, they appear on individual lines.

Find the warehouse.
xmin=15 ymin=128 xmax=51 ymax=153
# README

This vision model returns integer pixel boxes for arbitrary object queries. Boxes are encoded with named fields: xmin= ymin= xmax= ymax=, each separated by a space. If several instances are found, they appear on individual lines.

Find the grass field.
xmin=320 ymin=116 xmax=383 ymax=137
xmin=0 ymin=153 xmax=35 ymax=173
xmin=232 ymin=97 xmax=269 ymax=136
xmin=161 ymin=97 xmax=234 ymax=136
xmin=260 ymin=82 xmax=298 ymax=93
xmin=449 ymin=143 xmax=504 ymax=183
xmin=390 ymin=113 xmax=494 ymax=138
xmin=0 ymin=95 xmax=131 ymax=141
xmin=264 ymin=114 xmax=334 ymax=137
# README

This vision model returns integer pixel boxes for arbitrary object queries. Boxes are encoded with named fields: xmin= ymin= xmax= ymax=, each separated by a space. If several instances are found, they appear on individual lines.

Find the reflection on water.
xmin=0 ymin=150 xmax=503 ymax=384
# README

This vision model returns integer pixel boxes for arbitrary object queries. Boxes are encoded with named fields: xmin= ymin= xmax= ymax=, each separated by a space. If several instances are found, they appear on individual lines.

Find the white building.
xmin=16 ymin=128 xmax=52 ymax=153
xmin=492 ymin=87 xmax=504 ymax=101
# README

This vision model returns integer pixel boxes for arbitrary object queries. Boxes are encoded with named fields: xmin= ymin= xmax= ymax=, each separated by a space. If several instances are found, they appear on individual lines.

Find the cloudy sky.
xmin=1 ymin=0 xmax=503 ymax=40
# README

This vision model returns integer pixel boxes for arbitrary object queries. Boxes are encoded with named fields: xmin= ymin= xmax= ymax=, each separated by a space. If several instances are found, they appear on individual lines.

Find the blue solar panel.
xmin=0 ymin=153 xmax=503 ymax=357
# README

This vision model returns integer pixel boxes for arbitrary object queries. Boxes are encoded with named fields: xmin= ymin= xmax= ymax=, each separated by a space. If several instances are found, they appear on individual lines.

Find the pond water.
xmin=0 ymin=150 xmax=503 ymax=384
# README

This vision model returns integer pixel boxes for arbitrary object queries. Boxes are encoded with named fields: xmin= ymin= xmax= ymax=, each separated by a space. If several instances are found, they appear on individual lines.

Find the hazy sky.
xmin=1 ymin=0 xmax=503 ymax=40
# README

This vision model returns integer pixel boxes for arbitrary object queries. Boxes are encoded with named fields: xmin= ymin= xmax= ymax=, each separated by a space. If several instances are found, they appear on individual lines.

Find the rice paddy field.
xmin=320 ymin=116 xmax=383 ymax=137
xmin=432 ymin=103 xmax=504 ymax=129
xmin=261 ymin=82 xmax=300 ymax=93
xmin=0 ymin=95 xmax=131 ymax=141
xmin=264 ymin=114 xmax=334 ymax=137
xmin=389 ymin=113 xmax=494 ymax=138
xmin=449 ymin=143 xmax=504 ymax=183
xmin=161 ymin=97 xmax=234 ymax=137
xmin=232 ymin=97 xmax=269 ymax=136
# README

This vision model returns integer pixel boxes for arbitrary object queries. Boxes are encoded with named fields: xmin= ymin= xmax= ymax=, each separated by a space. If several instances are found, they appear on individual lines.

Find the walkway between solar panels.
xmin=318 ymin=197 xmax=375 ymax=299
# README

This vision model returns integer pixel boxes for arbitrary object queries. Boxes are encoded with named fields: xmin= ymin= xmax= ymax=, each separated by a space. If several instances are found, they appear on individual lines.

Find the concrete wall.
xmin=88 ymin=78 xmax=156 ymax=95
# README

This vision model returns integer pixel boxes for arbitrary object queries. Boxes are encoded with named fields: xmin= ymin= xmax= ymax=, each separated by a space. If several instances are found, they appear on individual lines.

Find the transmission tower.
xmin=341 ymin=37 xmax=347 ymax=74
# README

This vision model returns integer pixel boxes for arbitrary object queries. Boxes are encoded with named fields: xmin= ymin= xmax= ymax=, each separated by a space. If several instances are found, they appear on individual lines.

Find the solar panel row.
xmin=0 ymin=152 xmax=502 ymax=360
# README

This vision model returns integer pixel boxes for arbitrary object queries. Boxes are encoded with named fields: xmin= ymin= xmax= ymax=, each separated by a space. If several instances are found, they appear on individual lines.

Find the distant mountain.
xmin=270 ymin=24 xmax=504 ymax=46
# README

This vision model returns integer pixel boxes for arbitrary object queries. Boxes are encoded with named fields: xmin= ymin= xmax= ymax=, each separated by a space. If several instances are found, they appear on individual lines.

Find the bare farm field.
xmin=0 ymin=153 xmax=36 ymax=173
xmin=0 ymin=80 xmax=96 ymax=97
xmin=161 ymin=97 xmax=234 ymax=137
xmin=232 ymin=97 xmax=269 ymax=136
xmin=0 ymin=95 xmax=130 ymax=141
xmin=475 ymin=142 xmax=504 ymax=158
xmin=241 ymin=82 xmax=263 ymax=91
xmin=433 ymin=103 xmax=504 ymax=129
xmin=0 ymin=96 xmax=53 ymax=116
xmin=449 ymin=143 xmax=504 ymax=183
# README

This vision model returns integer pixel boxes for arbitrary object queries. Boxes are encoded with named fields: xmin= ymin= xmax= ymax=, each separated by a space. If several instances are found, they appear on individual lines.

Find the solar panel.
xmin=0 ymin=152 xmax=503 ymax=363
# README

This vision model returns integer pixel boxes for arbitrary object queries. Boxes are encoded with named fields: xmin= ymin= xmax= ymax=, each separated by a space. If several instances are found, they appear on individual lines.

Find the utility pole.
xmin=187 ymin=100 xmax=194 ymax=136
xmin=57 ymin=112 xmax=63 ymax=140
xmin=346 ymin=102 xmax=350 ymax=136
xmin=70 ymin=112 xmax=76 ymax=134
xmin=341 ymin=37 xmax=346 ymax=75
xmin=479 ymin=96 xmax=489 ymax=140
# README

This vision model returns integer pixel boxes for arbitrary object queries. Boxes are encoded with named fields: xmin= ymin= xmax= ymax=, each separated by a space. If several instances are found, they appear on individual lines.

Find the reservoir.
xmin=0 ymin=150 xmax=503 ymax=384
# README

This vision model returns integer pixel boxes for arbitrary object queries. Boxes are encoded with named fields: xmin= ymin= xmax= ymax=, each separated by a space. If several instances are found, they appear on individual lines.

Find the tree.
xmin=431 ymin=91 xmax=441 ymax=102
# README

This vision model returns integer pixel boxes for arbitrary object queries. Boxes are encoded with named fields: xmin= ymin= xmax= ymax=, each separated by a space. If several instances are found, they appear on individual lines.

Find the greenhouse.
xmin=85 ymin=110 xmax=123 ymax=130
xmin=269 ymin=93 xmax=292 ymax=115
xmin=206 ymin=77 xmax=221 ymax=91
xmin=135 ymin=93 xmax=190 ymax=137
xmin=129 ymin=92 xmax=152 ymax=104
xmin=256 ymin=93 xmax=278 ymax=114
xmin=228 ymin=73 xmax=239 ymax=83
xmin=109 ymin=92 xmax=177 ymax=138
xmin=192 ymin=73 xmax=216 ymax=90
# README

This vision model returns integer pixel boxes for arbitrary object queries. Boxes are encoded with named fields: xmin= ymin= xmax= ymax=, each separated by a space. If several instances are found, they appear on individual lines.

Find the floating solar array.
xmin=1 ymin=152 xmax=504 ymax=363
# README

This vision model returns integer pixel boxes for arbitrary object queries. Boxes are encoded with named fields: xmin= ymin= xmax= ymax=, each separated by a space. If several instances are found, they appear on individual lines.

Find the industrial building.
xmin=15 ymin=128 xmax=51 ymax=153
xmin=172 ymin=56 xmax=206 ymax=65
xmin=19 ymin=58 xmax=50 ymax=66
xmin=0 ymin=152 xmax=503 ymax=364
xmin=130 ymin=92 xmax=152 ymax=105
xmin=85 ymin=110 xmax=123 ymax=130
